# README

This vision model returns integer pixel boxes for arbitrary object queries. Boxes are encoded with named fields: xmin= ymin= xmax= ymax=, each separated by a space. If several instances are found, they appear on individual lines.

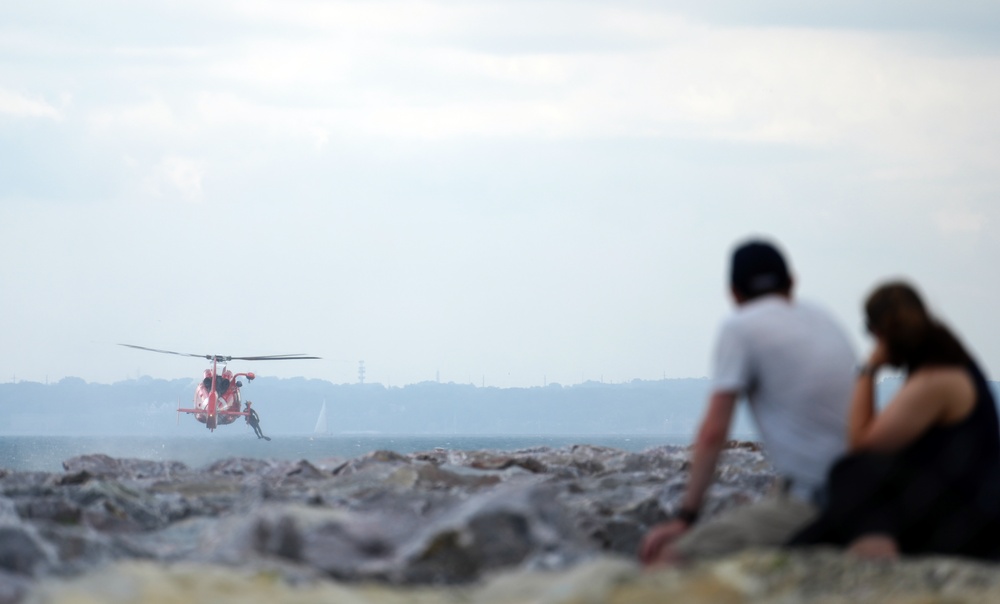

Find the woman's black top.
xmin=790 ymin=362 xmax=1000 ymax=558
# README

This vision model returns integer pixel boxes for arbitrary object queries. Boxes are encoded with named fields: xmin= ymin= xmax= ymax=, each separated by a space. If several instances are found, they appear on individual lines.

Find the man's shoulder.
xmin=731 ymin=296 xmax=837 ymax=321
xmin=791 ymin=297 xmax=835 ymax=315
xmin=722 ymin=296 xmax=791 ymax=328
xmin=721 ymin=297 xmax=849 ymax=344
xmin=791 ymin=299 xmax=851 ymax=336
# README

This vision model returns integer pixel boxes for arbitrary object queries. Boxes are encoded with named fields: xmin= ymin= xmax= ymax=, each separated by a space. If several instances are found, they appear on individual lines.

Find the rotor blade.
xmin=119 ymin=344 xmax=208 ymax=359
xmin=230 ymin=354 xmax=322 ymax=361
xmin=120 ymin=344 xmax=320 ymax=362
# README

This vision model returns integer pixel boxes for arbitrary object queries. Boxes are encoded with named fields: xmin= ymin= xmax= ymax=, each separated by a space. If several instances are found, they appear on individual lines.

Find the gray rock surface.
xmin=0 ymin=442 xmax=772 ymax=599
xmin=5 ymin=441 xmax=999 ymax=603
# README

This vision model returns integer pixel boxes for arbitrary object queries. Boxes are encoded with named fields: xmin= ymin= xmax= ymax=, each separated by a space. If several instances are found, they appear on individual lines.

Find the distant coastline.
xmin=0 ymin=374 xmax=933 ymax=438
xmin=0 ymin=376 xmax=738 ymax=437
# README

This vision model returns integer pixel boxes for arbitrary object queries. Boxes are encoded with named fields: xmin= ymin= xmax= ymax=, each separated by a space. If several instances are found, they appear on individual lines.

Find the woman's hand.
xmin=849 ymin=338 xmax=886 ymax=450
xmin=867 ymin=338 xmax=889 ymax=370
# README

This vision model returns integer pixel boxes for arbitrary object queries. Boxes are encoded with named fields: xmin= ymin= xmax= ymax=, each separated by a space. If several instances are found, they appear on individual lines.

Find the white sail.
xmin=313 ymin=400 xmax=328 ymax=434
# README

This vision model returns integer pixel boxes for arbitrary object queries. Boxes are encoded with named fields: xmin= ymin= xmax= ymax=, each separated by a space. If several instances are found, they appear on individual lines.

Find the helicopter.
xmin=120 ymin=344 xmax=321 ymax=432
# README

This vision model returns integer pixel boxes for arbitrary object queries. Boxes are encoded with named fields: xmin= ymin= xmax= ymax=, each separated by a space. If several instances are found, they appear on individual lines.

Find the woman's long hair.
xmin=864 ymin=281 xmax=972 ymax=373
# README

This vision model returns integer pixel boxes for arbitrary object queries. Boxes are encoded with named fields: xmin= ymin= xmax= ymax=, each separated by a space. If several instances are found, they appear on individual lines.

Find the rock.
xmin=201 ymin=503 xmax=405 ymax=578
xmin=17 ymin=494 xmax=83 ymax=526
xmin=0 ymin=571 xmax=31 ymax=604
xmin=1 ymin=443 xmax=775 ymax=589
xmin=202 ymin=457 xmax=327 ymax=482
xmin=393 ymin=482 xmax=590 ymax=584
xmin=22 ymin=561 xmax=455 ymax=604
xmin=62 ymin=455 xmax=188 ymax=481
xmin=0 ymin=524 xmax=57 ymax=577
xmin=23 ymin=551 xmax=1000 ymax=604
xmin=0 ymin=498 xmax=20 ymax=523
xmin=146 ymin=473 xmax=259 ymax=517
xmin=0 ymin=473 xmax=59 ymax=500
xmin=413 ymin=464 xmax=502 ymax=491
xmin=73 ymin=480 xmax=182 ymax=532
xmin=465 ymin=452 xmax=547 ymax=474
xmin=332 ymin=450 xmax=411 ymax=476
xmin=35 ymin=525 xmax=114 ymax=571
xmin=2 ymin=442 xmax=999 ymax=603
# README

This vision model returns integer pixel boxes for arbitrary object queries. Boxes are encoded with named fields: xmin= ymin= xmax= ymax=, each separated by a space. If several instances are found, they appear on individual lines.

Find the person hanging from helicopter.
xmin=244 ymin=401 xmax=269 ymax=440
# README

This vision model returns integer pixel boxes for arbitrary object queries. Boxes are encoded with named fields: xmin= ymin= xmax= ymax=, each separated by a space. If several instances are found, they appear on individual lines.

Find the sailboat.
xmin=313 ymin=399 xmax=329 ymax=436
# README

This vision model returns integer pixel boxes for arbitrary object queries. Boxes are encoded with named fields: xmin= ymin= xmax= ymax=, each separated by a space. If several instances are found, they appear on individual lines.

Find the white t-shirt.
xmin=712 ymin=295 xmax=856 ymax=495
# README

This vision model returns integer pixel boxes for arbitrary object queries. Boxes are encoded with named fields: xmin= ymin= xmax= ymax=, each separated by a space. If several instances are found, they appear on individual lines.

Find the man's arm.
xmin=639 ymin=391 xmax=738 ymax=564
xmin=681 ymin=390 xmax=739 ymax=512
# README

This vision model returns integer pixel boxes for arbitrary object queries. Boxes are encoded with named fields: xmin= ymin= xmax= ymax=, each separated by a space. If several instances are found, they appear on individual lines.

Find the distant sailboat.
xmin=313 ymin=400 xmax=329 ymax=435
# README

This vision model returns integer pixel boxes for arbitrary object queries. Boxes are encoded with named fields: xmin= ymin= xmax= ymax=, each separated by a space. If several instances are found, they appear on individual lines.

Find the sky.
xmin=2 ymin=0 xmax=999 ymax=388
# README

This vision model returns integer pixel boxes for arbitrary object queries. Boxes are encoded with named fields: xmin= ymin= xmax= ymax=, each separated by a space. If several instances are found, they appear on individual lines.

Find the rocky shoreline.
xmin=2 ymin=442 xmax=998 ymax=603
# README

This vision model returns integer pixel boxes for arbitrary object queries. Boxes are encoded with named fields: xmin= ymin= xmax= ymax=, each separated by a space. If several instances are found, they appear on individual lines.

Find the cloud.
xmin=149 ymin=156 xmax=206 ymax=202
xmin=0 ymin=88 xmax=62 ymax=119
xmin=89 ymin=97 xmax=183 ymax=137
xmin=934 ymin=206 xmax=987 ymax=235
xmin=3 ymin=0 xmax=1000 ymax=389
xmin=6 ymin=2 xmax=997 ymax=230
xmin=22 ymin=2 xmax=992 ymax=175
xmin=217 ymin=0 xmax=466 ymax=38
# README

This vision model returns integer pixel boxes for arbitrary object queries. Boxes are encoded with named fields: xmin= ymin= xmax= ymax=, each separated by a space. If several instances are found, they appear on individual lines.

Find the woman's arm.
xmin=848 ymin=364 xmax=879 ymax=450
xmin=850 ymin=361 xmax=975 ymax=453
xmin=848 ymin=340 xmax=889 ymax=450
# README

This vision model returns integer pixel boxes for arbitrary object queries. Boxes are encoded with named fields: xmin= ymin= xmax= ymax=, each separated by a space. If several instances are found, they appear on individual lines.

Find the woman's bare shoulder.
xmin=907 ymin=366 xmax=975 ymax=423
xmin=909 ymin=365 xmax=973 ymax=385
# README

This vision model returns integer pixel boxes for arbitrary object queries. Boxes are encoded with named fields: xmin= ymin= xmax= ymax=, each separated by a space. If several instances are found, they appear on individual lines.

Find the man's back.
xmin=639 ymin=238 xmax=858 ymax=565
xmin=714 ymin=295 xmax=856 ymax=493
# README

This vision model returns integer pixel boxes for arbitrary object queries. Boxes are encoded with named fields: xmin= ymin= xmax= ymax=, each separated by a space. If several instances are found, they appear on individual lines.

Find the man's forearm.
xmin=681 ymin=427 xmax=727 ymax=512
xmin=680 ymin=391 xmax=738 ymax=514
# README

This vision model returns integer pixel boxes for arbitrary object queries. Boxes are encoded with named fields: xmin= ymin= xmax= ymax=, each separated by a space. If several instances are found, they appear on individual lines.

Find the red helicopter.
xmin=120 ymin=344 xmax=321 ymax=432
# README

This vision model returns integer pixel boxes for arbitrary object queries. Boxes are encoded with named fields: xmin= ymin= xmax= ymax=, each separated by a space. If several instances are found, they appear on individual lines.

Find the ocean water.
xmin=0 ymin=433 xmax=701 ymax=473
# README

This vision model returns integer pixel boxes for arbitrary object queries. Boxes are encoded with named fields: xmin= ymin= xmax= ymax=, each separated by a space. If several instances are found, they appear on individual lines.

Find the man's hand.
xmin=638 ymin=519 xmax=690 ymax=565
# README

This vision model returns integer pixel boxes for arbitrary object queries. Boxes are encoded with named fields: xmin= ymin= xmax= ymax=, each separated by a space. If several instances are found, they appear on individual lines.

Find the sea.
xmin=0 ymin=434 xmax=710 ymax=473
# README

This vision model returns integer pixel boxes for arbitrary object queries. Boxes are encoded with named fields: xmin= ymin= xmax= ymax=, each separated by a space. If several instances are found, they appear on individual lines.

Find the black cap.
xmin=730 ymin=240 xmax=791 ymax=298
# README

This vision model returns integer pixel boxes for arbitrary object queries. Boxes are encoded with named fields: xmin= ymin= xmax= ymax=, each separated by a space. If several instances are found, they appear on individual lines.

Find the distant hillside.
xmin=0 ymin=374 xmax=985 ymax=438
xmin=0 ymin=376 xmax=722 ymax=437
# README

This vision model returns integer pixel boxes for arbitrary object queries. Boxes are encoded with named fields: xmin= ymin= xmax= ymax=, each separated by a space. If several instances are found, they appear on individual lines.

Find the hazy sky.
xmin=2 ymin=1 xmax=999 ymax=388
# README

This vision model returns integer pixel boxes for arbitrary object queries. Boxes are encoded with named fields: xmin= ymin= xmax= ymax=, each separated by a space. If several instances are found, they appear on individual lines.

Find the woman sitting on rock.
xmin=790 ymin=281 xmax=1000 ymax=560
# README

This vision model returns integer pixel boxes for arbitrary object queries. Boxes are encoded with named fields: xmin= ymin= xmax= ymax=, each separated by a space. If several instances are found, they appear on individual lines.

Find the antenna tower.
xmin=358 ymin=360 xmax=366 ymax=384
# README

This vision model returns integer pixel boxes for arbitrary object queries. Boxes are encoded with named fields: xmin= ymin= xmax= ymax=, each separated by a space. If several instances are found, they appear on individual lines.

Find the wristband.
xmin=675 ymin=507 xmax=699 ymax=525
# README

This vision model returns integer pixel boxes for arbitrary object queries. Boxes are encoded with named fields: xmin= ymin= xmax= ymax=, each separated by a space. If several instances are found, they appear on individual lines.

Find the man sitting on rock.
xmin=639 ymin=238 xmax=856 ymax=565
